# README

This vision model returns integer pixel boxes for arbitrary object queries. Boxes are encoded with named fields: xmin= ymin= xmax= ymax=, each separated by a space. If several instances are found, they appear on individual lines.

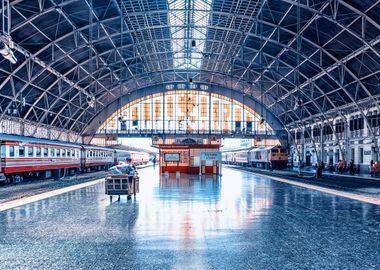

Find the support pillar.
xmin=345 ymin=118 xmax=350 ymax=162
xmin=320 ymin=123 xmax=324 ymax=165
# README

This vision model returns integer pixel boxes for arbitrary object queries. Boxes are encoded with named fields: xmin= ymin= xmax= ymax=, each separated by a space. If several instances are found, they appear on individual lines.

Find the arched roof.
xmin=0 ymin=0 xmax=379 ymax=135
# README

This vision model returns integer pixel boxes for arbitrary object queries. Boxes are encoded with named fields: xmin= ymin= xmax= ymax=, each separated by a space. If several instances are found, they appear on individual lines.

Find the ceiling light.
xmin=0 ymin=40 xmax=17 ymax=64
xmin=87 ymin=95 xmax=95 ymax=108
xmin=294 ymin=98 xmax=302 ymax=110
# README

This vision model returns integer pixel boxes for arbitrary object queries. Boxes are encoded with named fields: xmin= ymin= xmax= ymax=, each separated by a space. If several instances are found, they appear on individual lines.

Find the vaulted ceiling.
xmin=0 ymin=0 xmax=379 ymax=134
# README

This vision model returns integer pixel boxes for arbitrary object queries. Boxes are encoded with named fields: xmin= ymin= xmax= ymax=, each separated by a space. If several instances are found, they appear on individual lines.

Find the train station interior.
xmin=0 ymin=0 xmax=379 ymax=269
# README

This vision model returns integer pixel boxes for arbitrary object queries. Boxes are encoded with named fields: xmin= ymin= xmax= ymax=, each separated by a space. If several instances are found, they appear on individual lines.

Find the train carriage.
xmin=0 ymin=134 xmax=81 ymax=183
xmin=82 ymin=145 xmax=115 ymax=172
xmin=222 ymin=145 xmax=288 ymax=170
xmin=249 ymin=146 xmax=288 ymax=169
xmin=0 ymin=133 xmax=152 ymax=185
xmin=130 ymin=151 xmax=150 ymax=165
xmin=115 ymin=149 xmax=132 ymax=164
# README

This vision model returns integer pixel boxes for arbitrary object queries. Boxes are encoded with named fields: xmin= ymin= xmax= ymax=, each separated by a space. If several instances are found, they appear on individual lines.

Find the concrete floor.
xmin=0 ymin=166 xmax=379 ymax=269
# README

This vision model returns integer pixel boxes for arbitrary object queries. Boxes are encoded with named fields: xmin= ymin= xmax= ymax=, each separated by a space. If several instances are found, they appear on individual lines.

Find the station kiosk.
xmin=153 ymin=136 xmax=221 ymax=175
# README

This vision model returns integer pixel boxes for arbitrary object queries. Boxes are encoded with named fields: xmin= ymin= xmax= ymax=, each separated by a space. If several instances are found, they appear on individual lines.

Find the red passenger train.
xmin=0 ymin=134 xmax=149 ymax=184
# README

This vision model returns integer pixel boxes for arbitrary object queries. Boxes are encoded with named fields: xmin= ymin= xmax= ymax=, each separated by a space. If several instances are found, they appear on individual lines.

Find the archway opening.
xmin=97 ymin=90 xmax=274 ymax=136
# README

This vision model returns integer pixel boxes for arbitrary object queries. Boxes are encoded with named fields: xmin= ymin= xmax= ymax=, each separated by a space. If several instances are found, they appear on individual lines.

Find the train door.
xmin=0 ymin=141 xmax=4 ymax=177
xmin=0 ymin=141 xmax=4 ymax=171
xmin=80 ymin=148 xmax=86 ymax=171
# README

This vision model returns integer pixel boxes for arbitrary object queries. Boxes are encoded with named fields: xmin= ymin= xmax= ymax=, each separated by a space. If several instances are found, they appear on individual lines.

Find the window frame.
xmin=36 ymin=147 xmax=41 ymax=157
xmin=9 ymin=145 xmax=15 ymax=157
xmin=19 ymin=146 xmax=25 ymax=157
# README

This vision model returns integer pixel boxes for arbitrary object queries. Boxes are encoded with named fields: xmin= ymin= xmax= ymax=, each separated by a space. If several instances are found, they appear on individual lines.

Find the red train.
xmin=0 ymin=134 xmax=150 ymax=184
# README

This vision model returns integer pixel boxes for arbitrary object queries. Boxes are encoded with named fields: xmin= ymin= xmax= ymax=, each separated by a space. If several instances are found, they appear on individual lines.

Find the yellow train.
xmin=222 ymin=145 xmax=288 ymax=170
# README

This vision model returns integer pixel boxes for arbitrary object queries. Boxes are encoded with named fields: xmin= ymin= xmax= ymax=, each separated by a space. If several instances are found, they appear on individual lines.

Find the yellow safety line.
xmin=232 ymin=168 xmax=380 ymax=206
xmin=0 ymin=178 xmax=104 ymax=212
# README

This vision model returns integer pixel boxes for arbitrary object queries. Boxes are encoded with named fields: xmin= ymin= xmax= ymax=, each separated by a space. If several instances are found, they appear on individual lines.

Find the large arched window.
xmin=97 ymin=90 xmax=274 ymax=135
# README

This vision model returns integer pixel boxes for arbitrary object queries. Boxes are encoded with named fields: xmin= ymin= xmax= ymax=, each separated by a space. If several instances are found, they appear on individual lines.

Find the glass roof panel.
xmin=168 ymin=0 xmax=212 ymax=69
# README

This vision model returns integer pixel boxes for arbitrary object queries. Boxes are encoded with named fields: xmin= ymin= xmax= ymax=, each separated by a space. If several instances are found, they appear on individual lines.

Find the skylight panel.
xmin=168 ymin=0 xmax=212 ymax=69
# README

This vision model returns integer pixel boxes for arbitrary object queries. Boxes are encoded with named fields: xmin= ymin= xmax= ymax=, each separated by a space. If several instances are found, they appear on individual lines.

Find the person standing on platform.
xmin=153 ymin=155 xmax=157 ymax=167
xmin=126 ymin=158 xmax=137 ymax=198
xmin=337 ymin=160 xmax=343 ymax=174
xmin=349 ymin=159 xmax=355 ymax=175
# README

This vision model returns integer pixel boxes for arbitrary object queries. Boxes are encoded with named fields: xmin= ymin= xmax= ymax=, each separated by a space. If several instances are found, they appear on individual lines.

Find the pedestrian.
xmin=349 ymin=159 xmax=355 ymax=175
xmin=153 ymin=155 xmax=157 ymax=166
xmin=126 ymin=158 xmax=137 ymax=199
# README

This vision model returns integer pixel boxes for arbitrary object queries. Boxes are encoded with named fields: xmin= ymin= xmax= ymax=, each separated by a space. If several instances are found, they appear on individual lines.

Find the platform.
xmin=0 ymin=166 xmax=379 ymax=269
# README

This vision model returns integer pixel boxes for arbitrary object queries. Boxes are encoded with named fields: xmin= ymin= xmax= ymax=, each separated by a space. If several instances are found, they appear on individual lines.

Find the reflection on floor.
xmin=0 ymin=166 xmax=379 ymax=269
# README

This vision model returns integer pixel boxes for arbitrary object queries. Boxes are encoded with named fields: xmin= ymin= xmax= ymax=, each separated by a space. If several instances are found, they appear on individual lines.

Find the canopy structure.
xmin=0 ymin=0 xmax=379 ymax=136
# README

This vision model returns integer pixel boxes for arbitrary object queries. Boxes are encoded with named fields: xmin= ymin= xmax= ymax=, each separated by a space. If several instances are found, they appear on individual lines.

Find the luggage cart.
xmin=105 ymin=174 xmax=139 ymax=201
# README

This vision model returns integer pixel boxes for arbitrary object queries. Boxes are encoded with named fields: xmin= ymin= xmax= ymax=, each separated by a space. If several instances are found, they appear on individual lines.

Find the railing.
xmin=350 ymin=130 xmax=364 ymax=138
xmin=96 ymin=128 xmax=277 ymax=137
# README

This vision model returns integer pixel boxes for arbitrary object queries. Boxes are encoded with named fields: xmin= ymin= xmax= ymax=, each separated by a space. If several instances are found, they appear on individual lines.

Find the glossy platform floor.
xmin=0 ymin=167 xmax=379 ymax=270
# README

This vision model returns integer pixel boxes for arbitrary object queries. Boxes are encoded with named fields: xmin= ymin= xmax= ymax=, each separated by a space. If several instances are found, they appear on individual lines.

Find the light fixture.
xmin=259 ymin=115 xmax=265 ymax=125
xmin=87 ymin=95 xmax=95 ymax=108
xmin=0 ymin=40 xmax=17 ymax=64
xmin=294 ymin=97 xmax=302 ymax=110
xmin=7 ymin=104 xmax=18 ymax=116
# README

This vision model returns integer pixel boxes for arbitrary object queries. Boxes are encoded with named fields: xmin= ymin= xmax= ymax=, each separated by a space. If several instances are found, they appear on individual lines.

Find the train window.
xmin=28 ymin=146 xmax=34 ymax=157
xmin=44 ymin=148 xmax=48 ymax=157
xmin=271 ymin=149 xmax=278 ymax=153
xmin=19 ymin=146 xmax=25 ymax=157
xmin=36 ymin=147 xmax=41 ymax=157
xmin=67 ymin=150 xmax=71 ymax=157
xmin=62 ymin=150 xmax=66 ymax=157
xmin=72 ymin=150 xmax=75 ymax=157
xmin=9 ymin=146 xmax=15 ymax=157
xmin=57 ymin=149 xmax=61 ymax=157
xmin=280 ymin=149 xmax=287 ymax=153
xmin=51 ymin=148 xmax=55 ymax=157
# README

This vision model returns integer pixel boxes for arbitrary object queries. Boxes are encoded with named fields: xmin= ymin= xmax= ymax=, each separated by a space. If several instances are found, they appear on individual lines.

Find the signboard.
xmin=364 ymin=150 xmax=372 ymax=156
xmin=200 ymin=152 xmax=221 ymax=161
xmin=164 ymin=153 xmax=180 ymax=162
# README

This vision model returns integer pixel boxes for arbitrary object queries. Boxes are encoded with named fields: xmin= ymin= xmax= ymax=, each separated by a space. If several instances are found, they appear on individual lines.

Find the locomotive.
xmin=222 ymin=145 xmax=288 ymax=170
xmin=0 ymin=134 xmax=149 ymax=184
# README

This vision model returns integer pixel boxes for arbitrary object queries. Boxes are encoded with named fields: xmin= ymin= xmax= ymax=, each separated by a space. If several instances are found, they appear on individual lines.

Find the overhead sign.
xmin=164 ymin=153 xmax=180 ymax=162
xmin=200 ymin=152 xmax=221 ymax=161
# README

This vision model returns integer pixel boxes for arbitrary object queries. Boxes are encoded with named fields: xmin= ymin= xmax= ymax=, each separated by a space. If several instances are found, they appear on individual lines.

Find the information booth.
xmin=155 ymin=136 xmax=221 ymax=174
